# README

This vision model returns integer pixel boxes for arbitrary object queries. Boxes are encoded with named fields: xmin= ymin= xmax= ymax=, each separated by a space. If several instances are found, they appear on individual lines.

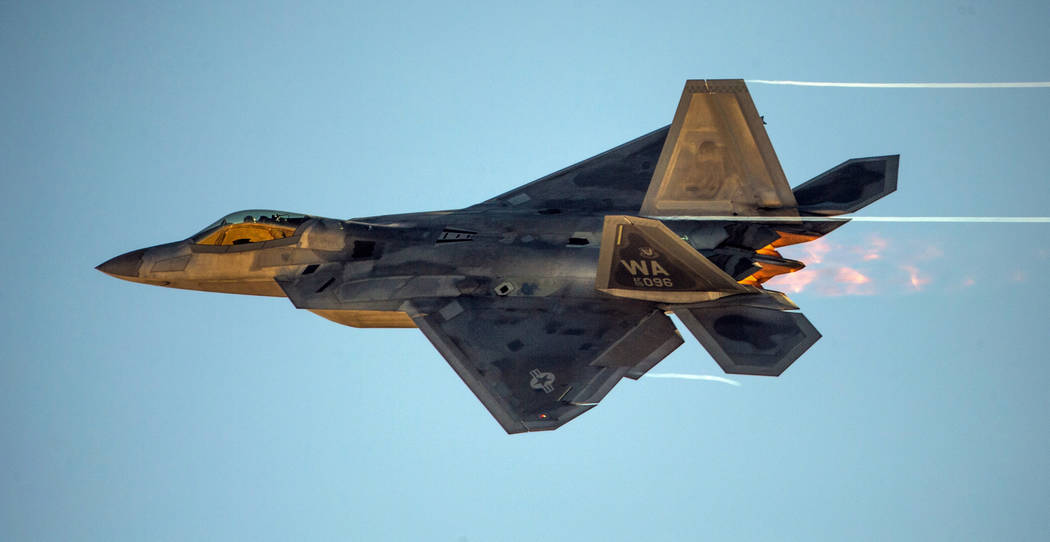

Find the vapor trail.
xmin=828 ymin=216 xmax=1050 ymax=223
xmin=651 ymin=216 xmax=1050 ymax=223
xmin=746 ymin=80 xmax=1050 ymax=88
xmin=642 ymin=373 xmax=742 ymax=386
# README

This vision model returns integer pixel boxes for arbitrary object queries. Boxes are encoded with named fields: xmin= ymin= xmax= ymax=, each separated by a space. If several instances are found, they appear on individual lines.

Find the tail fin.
xmin=639 ymin=79 xmax=799 ymax=218
xmin=793 ymin=155 xmax=899 ymax=216
xmin=595 ymin=215 xmax=751 ymax=303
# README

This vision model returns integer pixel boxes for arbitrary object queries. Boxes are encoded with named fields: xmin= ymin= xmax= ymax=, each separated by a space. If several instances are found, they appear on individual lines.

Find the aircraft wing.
xmin=409 ymin=296 xmax=683 ymax=433
xmin=468 ymin=126 xmax=670 ymax=213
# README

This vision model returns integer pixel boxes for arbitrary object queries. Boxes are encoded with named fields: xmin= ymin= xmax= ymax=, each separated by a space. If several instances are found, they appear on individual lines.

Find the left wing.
xmin=408 ymin=297 xmax=683 ymax=433
xmin=468 ymin=126 xmax=669 ymax=213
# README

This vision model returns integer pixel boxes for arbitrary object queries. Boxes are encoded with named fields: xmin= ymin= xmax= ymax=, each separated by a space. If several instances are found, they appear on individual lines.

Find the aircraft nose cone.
xmin=96 ymin=248 xmax=146 ymax=277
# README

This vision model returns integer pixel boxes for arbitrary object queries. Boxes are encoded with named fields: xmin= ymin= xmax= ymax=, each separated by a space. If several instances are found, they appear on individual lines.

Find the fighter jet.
xmin=98 ymin=80 xmax=898 ymax=433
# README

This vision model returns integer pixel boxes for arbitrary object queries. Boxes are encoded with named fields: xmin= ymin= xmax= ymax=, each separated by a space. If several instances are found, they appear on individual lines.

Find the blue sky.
xmin=2 ymin=1 xmax=1049 ymax=540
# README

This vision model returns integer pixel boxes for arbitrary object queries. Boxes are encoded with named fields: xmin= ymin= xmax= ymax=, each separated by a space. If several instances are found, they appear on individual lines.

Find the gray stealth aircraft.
xmin=98 ymin=80 xmax=898 ymax=434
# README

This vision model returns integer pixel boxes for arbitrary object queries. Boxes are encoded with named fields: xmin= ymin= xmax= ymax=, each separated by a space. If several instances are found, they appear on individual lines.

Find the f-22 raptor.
xmin=98 ymin=80 xmax=898 ymax=433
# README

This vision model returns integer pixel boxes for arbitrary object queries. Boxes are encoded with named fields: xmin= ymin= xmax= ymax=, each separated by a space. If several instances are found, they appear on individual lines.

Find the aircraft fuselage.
xmin=98 ymin=211 xmax=622 ymax=326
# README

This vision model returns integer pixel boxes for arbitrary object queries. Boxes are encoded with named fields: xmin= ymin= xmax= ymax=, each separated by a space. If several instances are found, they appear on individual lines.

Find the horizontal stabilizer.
xmin=793 ymin=155 xmax=899 ymax=216
xmin=674 ymin=305 xmax=820 ymax=376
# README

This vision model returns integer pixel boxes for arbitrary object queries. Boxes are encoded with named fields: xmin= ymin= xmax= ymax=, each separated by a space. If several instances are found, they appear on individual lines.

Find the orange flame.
xmin=765 ymin=233 xmax=959 ymax=297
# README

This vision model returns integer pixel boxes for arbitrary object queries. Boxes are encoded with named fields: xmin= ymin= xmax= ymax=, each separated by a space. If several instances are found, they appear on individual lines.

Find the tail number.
xmin=633 ymin=276 xmax=674 ymax=287
xmin=620 ymin=259 xmax=674 ymax=288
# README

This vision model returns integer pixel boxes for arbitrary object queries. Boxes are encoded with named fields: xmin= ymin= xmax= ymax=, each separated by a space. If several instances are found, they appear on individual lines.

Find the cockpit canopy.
xmin=194 ymin=210 xmax=310 ymax=245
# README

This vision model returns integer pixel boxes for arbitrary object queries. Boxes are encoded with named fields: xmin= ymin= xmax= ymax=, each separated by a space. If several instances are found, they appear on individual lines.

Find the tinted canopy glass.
xmin=194 ymin=210 xmax=310 ymax=245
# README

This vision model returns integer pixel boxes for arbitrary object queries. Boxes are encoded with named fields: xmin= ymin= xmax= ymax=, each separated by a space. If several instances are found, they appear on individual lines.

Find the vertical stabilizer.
xmin=640 ymin=80 xmax=799 ymax=218
xmin=595 ymin=215 xmax=751 ymax=303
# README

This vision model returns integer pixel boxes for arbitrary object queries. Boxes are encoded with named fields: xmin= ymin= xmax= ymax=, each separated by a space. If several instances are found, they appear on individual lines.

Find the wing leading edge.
xmin=469 ymin=126 xmax=669 ymax=213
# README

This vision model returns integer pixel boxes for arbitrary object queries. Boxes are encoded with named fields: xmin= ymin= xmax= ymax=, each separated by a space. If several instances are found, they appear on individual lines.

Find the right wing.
xmin=408 ymin=296 xmax=683 ymax=434
xmin=640 ymin=79 xmax=799 ymax=218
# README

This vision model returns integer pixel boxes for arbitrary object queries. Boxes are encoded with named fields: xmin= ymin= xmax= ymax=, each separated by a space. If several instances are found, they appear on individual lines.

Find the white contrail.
xmin=642 ymin=373 xmax=742 ymax=386
xmin=827 ymin=216 xmax=1050 ymax=223
xmin=651 ymin=216 xmax=1050 ymax=223
xmin=747 ymin=80 xmax=1050 ymax=89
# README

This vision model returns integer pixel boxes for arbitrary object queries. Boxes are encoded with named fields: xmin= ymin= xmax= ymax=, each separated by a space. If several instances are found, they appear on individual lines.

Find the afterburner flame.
xmin=835 ymin=267 xmax=870 ymax=284
xmin=770 ymin=269 xmax=817 ymax=293
xmin=803 ymin=237 xmax=832 ymax=264
xmin=765 ymin=230 xmax=967 ymax=297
